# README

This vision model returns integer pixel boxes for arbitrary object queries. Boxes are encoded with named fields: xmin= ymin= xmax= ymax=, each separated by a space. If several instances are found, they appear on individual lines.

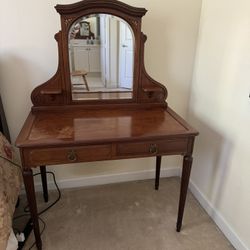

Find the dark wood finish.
xmin=40 ymin=166 xmax=49 ymax=202
xmin=15 ymin=0 xmax=198 ymax=248
xmin=116 ymin=138 xmax=188 ymax=158
xmin=176 ymin=155 xmax=193 ymax=232
xmin=16 ymin=108 xmax=198 ymax=247
xmin=16 ymin=108 xmax=196 ymax=149
xmin=155 ymin=156 xmax=161 ymax=190
xmin=30 ymin=0 xmax=167 ymax=108
xmin=22 ymin=169 xmax=42 ymax=250
xmin=27 ymin=145 xmax=112 ymax=166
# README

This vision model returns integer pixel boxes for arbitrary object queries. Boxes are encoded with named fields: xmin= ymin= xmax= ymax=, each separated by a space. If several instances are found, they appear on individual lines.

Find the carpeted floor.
xmin=21 ymin=177 xmax=234 ymax=250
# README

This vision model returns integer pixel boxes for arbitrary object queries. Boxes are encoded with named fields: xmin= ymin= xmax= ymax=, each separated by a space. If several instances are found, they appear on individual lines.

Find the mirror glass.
xmin=68 ymin=14 xmax=134 ymax=100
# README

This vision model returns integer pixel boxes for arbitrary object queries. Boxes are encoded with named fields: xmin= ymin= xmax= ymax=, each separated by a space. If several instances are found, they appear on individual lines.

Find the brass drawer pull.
xmin=149 ymin=144 xmax=158 ymax=154
xmin=67 ymin=149 xmax=77 ymax=162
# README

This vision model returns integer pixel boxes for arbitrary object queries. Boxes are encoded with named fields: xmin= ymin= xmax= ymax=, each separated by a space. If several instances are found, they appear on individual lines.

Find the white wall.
xmin=2 ymin=0 xmax=249 ymax=248
xmin=188 ymin=0 xmax=250 ymax=249
xmin=0 ymin=0 xmax=201 ymax=180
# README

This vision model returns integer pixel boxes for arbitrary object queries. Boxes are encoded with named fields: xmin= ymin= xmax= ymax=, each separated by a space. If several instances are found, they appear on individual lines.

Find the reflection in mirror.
xmin=68 ymin=14 xmax=134 ymax=100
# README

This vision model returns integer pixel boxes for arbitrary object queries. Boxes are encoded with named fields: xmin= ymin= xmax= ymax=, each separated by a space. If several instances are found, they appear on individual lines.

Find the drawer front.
xmin=116 ymin=138 xmax=188 ymax=157
xmin=26 ymin=144 xmax=112 ymax=166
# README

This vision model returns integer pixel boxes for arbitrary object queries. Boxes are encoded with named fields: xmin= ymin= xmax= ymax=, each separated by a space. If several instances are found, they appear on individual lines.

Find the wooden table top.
xmin=16 ymin=107 xmax=198 ymax=148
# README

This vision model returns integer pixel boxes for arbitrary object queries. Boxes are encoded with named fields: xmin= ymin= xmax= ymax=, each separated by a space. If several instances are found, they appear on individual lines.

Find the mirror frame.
xmin=31 ymin=0 xmax=168 ymax=109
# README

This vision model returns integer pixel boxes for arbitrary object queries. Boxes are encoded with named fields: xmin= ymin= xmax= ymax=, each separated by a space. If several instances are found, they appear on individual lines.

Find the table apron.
xmin=21 ymin=138 xmax=190 ymax=167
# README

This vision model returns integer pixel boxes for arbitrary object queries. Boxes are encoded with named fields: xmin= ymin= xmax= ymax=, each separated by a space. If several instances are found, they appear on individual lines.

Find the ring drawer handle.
xmin=67 ymin=149 xmax=77 ymax=162
xmin=149 ymin=144 xmax=158 ymax=154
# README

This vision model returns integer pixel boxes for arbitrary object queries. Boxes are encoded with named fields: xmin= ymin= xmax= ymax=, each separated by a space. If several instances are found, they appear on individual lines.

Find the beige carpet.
xmin=23 ymin=177 xmax=234 ymax=250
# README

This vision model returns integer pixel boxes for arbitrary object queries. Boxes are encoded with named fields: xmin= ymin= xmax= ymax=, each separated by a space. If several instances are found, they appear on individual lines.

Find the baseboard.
xmin=189 ymin=180 xmax=249 ymax=250
xmin=23 ymin=167 xmax=249 ymax=249
xmin=34 ymin=167 xmax=181 ymax=191
xmin=19 ymin=167 xmax=179 ymax=248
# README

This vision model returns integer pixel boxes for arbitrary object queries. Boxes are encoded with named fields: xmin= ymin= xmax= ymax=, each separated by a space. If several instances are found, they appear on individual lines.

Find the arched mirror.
xmin=68 ymin=14 xmax=135 ymax=100
xmin=31 ymin=1 xmax=167 ymax=107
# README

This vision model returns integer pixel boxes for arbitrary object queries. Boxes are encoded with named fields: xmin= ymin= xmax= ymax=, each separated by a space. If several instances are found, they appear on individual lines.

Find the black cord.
xmin=0 ymin=154 xmax=22 ymax=169
xmin=0 ymin=154 xmax=61 ymax=216
xmin=28 ymin=217 xmax=46 ymax=250
xmin=35 ymin=171 xmax=61 ymax=216
xmin=0 ymin=152 xmax=60 ymax=249
xmin=13 ymin=171 xmax=61 ymax=220
xmin=12 ymin=171 xmax=61 ymax=250
xmin=13 ymin=213 xmax=31 ymax=221
xmin=23 ymin=172 xmax=61 ymax=216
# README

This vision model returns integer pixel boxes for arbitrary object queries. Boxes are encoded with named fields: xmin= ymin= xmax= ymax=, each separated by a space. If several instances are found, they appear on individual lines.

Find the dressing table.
xmin=16 ymin=0 xmax=198 ymax=249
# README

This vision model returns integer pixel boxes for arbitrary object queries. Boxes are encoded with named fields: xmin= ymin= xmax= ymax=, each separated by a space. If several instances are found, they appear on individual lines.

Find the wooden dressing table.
xmin=16 ymin=1 xmax=198 ymax=249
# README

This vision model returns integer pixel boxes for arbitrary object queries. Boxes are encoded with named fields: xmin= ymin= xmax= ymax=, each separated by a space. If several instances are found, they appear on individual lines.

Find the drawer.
xmin=116 ymin=138 xmax=188 ymax=157
xmin=25 ymin=144 xmax=112 ymax=166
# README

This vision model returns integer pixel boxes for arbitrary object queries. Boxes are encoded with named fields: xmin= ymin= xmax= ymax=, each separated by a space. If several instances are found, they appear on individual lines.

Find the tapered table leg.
xmin=40 ymin=165 xmax=49 ymax=202
xmin=23 ymin=168 xmax=42 ymax=250
xmin=176 ymin=155 xmax=193 ymax=232
xmin=155 ymin=156 xmax=162 ymax=190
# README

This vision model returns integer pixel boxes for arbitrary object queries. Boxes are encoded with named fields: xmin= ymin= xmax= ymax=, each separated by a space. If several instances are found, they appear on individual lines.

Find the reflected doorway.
xmin=68 ymin=14 xmax=135 ymax=100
